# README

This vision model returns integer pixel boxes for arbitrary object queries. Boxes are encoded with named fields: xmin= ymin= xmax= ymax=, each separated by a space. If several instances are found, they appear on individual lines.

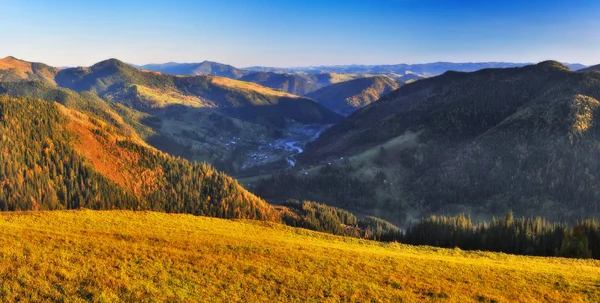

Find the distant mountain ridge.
xmin=138 ymin=61 xmax=249 ymax=79
xmin=246 ymin=61 xmax=588 ymax=75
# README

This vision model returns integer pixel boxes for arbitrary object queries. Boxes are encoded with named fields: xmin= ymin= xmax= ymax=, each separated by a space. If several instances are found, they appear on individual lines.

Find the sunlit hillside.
xmin=0 ymin=56 xmax=58 ymax=83
xmin=0 ymin=210 xmax=598 ymax=302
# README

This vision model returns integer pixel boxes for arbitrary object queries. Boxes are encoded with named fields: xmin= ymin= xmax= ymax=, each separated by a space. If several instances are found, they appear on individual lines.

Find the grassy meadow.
xmin=0 ymin=210 xmax=598 ymax=302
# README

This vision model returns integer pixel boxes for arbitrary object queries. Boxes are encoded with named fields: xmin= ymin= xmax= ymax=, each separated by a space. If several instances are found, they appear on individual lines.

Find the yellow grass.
xmin=210 ymin=76 xmax=299 ymax=98
xmin=0 ymin=210 xmax=598 ymax=302
xmin=133 ymin=85 xmax=216 ymax=108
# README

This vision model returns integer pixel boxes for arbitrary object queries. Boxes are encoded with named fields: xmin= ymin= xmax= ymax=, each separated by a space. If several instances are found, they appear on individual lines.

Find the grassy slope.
xmin=0 ymin=210 xmax=598 ymax=302
xmin=0 ymin=56 xmax=58 ymax=84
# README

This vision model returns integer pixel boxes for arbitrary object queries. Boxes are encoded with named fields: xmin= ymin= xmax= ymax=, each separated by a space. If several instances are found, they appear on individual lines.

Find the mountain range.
xmin=3 ymin=55 xmax=600 ymax=225
xmin=138 ymin=61 xmax=588 ymax=96
xmin=245 ymin=62 xmax=588 ymax=76
xmin=255 ymin=61 xmax=600 ymax=223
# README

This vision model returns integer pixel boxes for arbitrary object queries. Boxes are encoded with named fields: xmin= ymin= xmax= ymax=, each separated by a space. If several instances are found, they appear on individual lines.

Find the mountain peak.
xmin=535 ymin=60 xmax=569 ymax=70
xmin=91 ymin=58 xmax=129 ymax=68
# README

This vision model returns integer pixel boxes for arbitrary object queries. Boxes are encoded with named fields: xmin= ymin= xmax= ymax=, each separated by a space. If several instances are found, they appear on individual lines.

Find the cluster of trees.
xmin=391 ymin=213 xmax=600 ymax=259
xmin=280 ymin=199 xmax=399 ymax=240
xmin=0 ymin=95 xmax=137 ymax=211
xmin=0 ymin=95 xmax=279 ymax=222
xmin=255 ymin=163 xmax=380 ymax=210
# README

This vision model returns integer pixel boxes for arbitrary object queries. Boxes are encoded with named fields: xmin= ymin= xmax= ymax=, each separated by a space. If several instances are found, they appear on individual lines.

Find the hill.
xmin=0 ymin=209 xmax=598 ymax=302
xmin=0 ymin=56 xmax=58 ymax=83
xmin=255 ymin=61 xmax=600 ymax=222
xmin=138 ymin=60 xmax=248 ymax=78
xmin=0 ymin=94 xmax=279 ymax=220
xmin=307 ymin=76 xmax=400 ymax=115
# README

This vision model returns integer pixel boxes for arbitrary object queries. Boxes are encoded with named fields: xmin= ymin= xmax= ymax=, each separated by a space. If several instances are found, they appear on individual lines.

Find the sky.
xmin=1 ymin=0 xmax=599 ymax=67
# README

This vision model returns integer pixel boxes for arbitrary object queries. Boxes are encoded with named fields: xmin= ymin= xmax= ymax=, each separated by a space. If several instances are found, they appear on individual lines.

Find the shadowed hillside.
xmin=256 ymin=61 xmax=600 ymax=221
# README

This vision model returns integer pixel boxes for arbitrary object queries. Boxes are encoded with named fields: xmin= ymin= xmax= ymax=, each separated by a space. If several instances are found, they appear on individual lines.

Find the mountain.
xmin=255 ymin=61 xmax=600 ymax=222
xmin=0 ymin=56 xmax=58 ymax=83
xmin=579 ymin=64 xmax=600 ymax=72
xmin=245 ymin=62 xmax=587 ymax=77
xmin=307 ymin=76 xmax=400 ymax=115
xmin=138 ymin=60 xmax=249 ymax=79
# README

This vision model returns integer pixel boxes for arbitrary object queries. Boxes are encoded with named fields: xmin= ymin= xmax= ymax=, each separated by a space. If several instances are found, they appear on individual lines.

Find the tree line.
xmin=384 ymin=212 xmax=600 ymax=259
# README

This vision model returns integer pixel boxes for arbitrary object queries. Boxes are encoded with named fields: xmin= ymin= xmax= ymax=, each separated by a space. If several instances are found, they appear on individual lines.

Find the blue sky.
xmin=1 ymin=0 xmax=599 ymax=67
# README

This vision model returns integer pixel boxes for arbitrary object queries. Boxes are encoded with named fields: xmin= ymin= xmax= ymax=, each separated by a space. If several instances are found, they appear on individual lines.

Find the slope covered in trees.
xmin=397 ymin=213 xmax=600 ymax=259
xmin=257 ymin=61 xmax=600 ymax=221
xmin=307 ymin=75 xmax=400 ymax=115
xmin=0 ymin=95 xmax=279 ymax=220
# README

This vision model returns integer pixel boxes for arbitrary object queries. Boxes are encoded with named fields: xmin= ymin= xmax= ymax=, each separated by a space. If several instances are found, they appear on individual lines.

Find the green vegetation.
xmin=399 ymin=213 xmax=600 ymax=259
xmin=1 ymin=210 xmax=599 ymax=302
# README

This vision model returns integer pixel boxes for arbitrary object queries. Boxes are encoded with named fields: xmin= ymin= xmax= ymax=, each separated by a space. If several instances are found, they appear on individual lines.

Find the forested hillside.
xmin=257 ymin=61 xmax=600 ymax=221
xmin=0 ymin=95 xmax=279 ymax=220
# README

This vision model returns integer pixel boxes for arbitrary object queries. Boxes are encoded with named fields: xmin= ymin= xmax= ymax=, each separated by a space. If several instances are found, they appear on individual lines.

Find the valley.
xmin=4 ymin=1 xmax=600 ymax=301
